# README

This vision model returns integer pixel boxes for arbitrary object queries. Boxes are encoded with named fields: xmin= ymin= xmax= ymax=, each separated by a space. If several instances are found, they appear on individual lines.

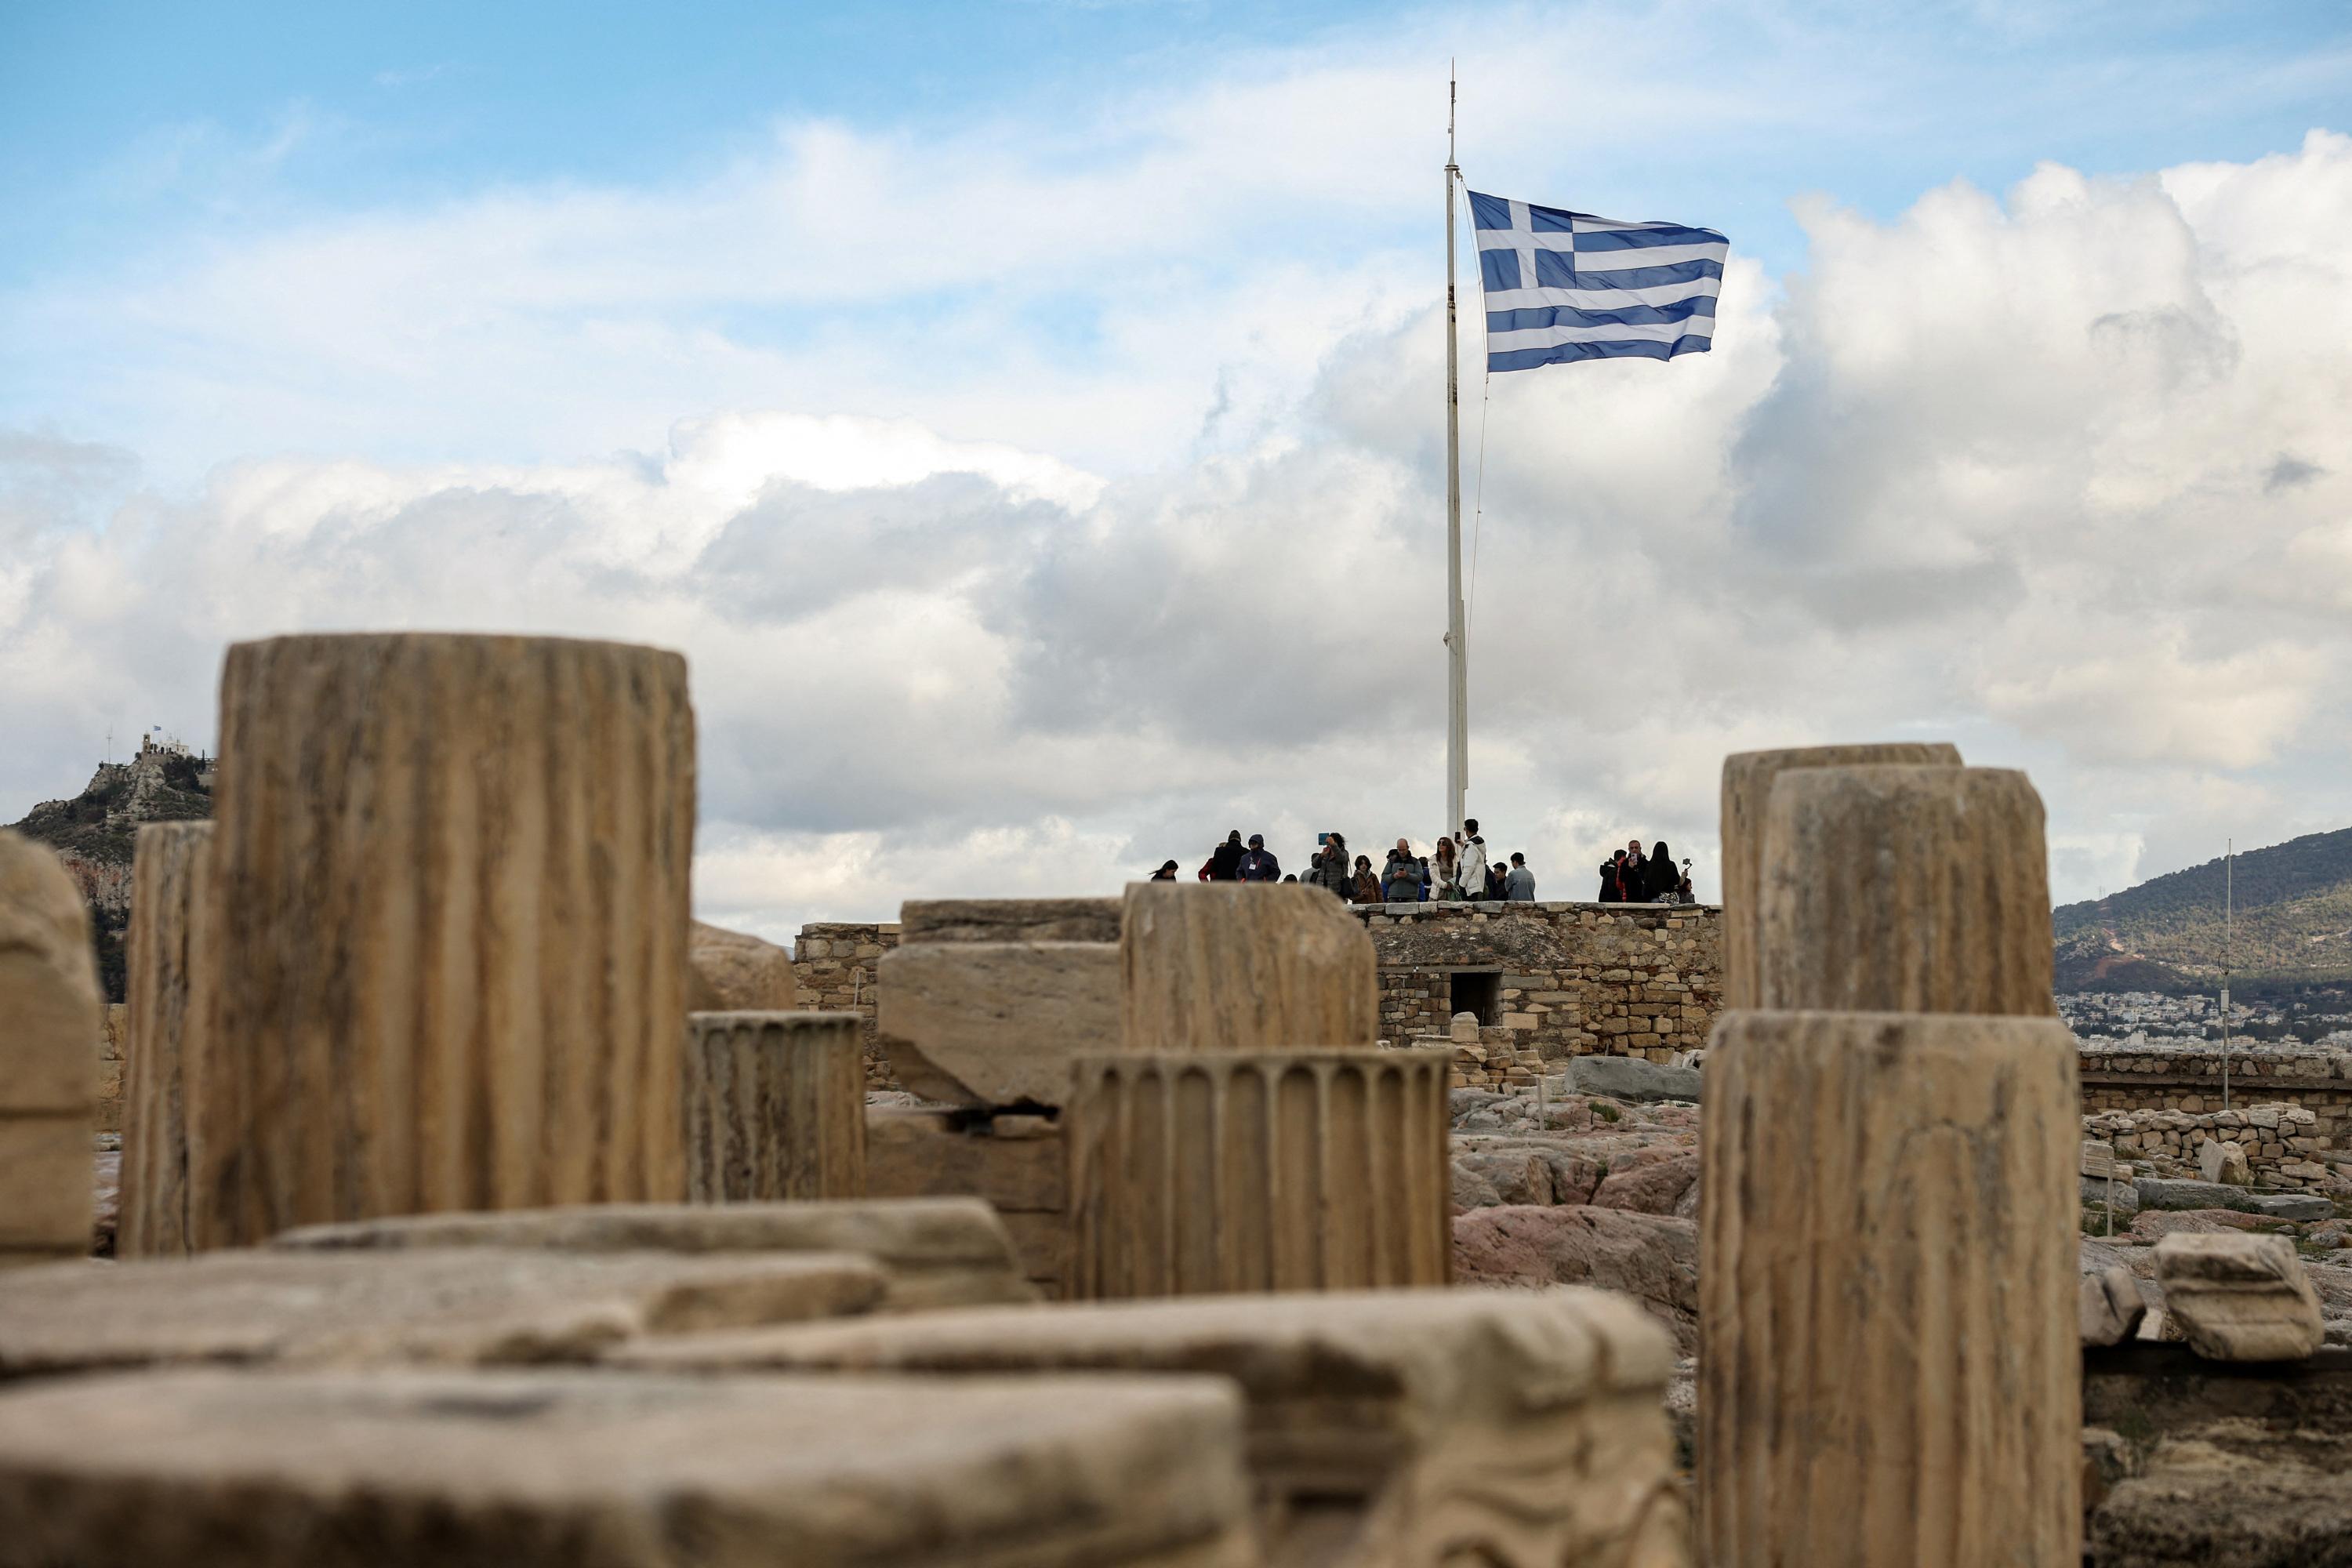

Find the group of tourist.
xmin=1151 ymin=820 xmax=1537 ymax=904
xmin=1149 ymin=822 xmax=1696 ymax=906
xmin=1598 ymin=840 xmax=1691 ymax=904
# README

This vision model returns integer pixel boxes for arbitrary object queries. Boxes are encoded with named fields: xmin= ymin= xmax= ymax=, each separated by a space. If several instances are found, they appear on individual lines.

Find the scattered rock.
xmin=687 ymin=920 xmax=800 ymax=1012
xmin=1562 ymin=1055 xmax=1702 ymax=1104
xmin=1451 ymin=1205 xmax=1700 ymax=1354
xmin=2080 ymin=1267 xmax=2147 ymax=1347
xmin=1450 ymin=1151 xmax=1553 ymax=1211
xmin=2136 ymin=1178 xmax=2332 ymax=1222
xmin=1591 ymin=1152 xmax=1699 ymax=1216
xmin=2154 ymin=1233 xmax=2324 ymax=1362
xmin=2130 ymin=1207 xmax=2290 ymax=1243
xmin=2198 ymin=1138 xmax=2252 ymax=1187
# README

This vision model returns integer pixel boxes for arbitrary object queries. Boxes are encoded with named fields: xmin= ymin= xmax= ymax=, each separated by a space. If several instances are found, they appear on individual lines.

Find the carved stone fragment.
xmin=118 ymin=822 xmax=212 ymax=1258
xmin=2154 ymin=1232 xmax=2324 ymax=1362
xmin=1717 ymin=742 xmax=1961 ymax=1009
xmin=274 ymin=1196 xmax=1038 ymax=1311
xmin=0 ymin=831 xmax=99 ymax=1269
xmin=1755 ymin=764 xmax=2055 ymax=1014
xmin=901 ymin=897 xmax=1123 ymax=945
xmin=1699 ymin=1010 xmax=2080 ymax=1568
xmin=193 ymin=633 xmax=696 ymax=1248
xmin=1067 ymin=1049 xmax=1451 ymax=1299
xmin=1120 ymin=883 xmax=1379 ymax=1056
xmin=621 ymin=1286 xmax=1690 ymax=1568
xmin=875 ymin=941 xmax=1121 ymax=1106
xmin=2080 ymin=1266 xmax=2147 ymax=1347
xmin=0 ymin=1368 xmax=1258 ymax=1566
xmin=684 ymin=1011 xmax=865 ymax=1203
xmin=0 ymin=1247 xmax=889 ymax=1378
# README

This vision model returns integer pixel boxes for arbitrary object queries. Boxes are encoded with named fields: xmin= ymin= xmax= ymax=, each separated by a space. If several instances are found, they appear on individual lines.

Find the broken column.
xmin=1121 ymin=882 xmax=1379 ymax=1054
xmin=1755 ymin=764 xmax=2054 ymax=1014
xmin=1718 ymin=742 xmax=1960 ymax=1008
xmin=683 ymin=1012 xmax=866 ymax=1203
xmin=0 ymin=832 xmax=100 ymax=1270
xmin=1067 ymin=1048 xmax=1453 ymax=1299
xmin=2155 ymin=1232 xmax=2324 ymax=1361
xmin=1699 ymin=1010 xmax=2080 ymax=1567
xmin=118 ymin=821 xmax=211 ymax=1259
xmin=191 ymin=633 xmax=696 ymax=1249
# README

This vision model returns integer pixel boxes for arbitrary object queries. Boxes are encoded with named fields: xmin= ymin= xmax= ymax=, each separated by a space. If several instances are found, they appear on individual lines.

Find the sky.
xmin=4 ymin=0 xmax=2350 ymax=943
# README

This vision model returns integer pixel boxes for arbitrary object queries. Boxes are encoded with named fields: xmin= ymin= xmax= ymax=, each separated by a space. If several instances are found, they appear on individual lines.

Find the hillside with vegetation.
xmin=2053 ymin=826 xmax=2352 ymax=993
xmin=6 ymin=745 xmax=212 ymax=1002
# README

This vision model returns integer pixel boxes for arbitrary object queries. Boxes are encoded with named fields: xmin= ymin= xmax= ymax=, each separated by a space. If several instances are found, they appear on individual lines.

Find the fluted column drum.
xmin=1718 ymin=743 xmax=1960 ymax=1009
xmin=1120 ymin=884 xmax=1378 ymax=1056
xmin=684 ymin=1011 xmax=866 ymax=1203
xmin=1066 ymin=1048 xmax=1451 ymax=1300
xmin=1699 ymin=1010 xmax=2079 ymax=1568
xmin=1755 ymin=764 xmax=2055 ymax=1016
xmin=191 ymin=633 xmax=695 ymax=1249
xmin=119 ymin=822 xmax=212 ymax=1258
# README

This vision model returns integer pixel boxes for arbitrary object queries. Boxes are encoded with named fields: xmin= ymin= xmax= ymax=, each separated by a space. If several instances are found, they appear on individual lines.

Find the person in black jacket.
xmin=1204 ymin=830 xmax=1245 ymax=881
xmin=1598 ymin=849 xmax=1628 ymax=902
xmin=1646 ymin=840 xmax=1682 ymax=902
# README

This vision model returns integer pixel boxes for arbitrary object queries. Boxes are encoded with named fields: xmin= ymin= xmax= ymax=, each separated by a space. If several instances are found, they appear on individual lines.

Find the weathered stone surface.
xmin=1718 ymin=742 xmax=1960 ymax=1009
xmin=0 ymin=1248 xmax=890 ymax=1378
xmin=875 ymin=941 xmax=1120 ymax=1107
xmin=194 ymin=633 xmax=695 ymax=1249
xmin=0 ymin=1368 xmax=1258 ymax=1567
xmin=1591 ymin=1152 xmax=1700 ymax=1216
xmin=902 ymin=897 xmax=1123 ymax=945
xmin=1120 ymin=883 xmax=1378 ymax=1056
xmin=1564 ymin=1054 xmax=1701 ymax=1103
xmin=2091 ymin=1425 xmax=2352 ymax=1568
xmin=2082 ymin=1138 xmax=2118 ymax=1180
xmin=864 ymin=1110 xmax=1067 ymax=1294
xmin=684 ymin=1011 xmax=865 ymax=1203
xmin=1451 ymin=1150 xmax=1556 ymax=1211
xmin=621 ymin=1287 xmax=1690 ymax=1568
xmin=0 ymin=830 xmax=99 ymax=1269
xmin=274 ymin=1196 xmax=1037 ymax=1310
xmin=1068 ymin=1050 xmax=1452 ymax=1298
xmin=1755 ymin=765 xmax=2056 ymax=1015
xmin=118 ymin=822 xmax=211 ymax=1259
xmin=2252 ymin=1192 xmax=2336 ymax=1222
xmin=2155 ymin=1232 xmax=2324 ymax=1362
xmin=2082 ymin=1266 xmax=2148 ymax=1347
xmin=1451 ymin=1206 xmax=1700 ymax=1355
xmin=687 ymin=919 xmax=800 ymax=1011
xmin=2198 ymin=1137 xmax=2251 ymax=1186
xmin=1700 ymin=1011 xmax=2080 ymax=1568
xmin=2133 ymin=1178 xmax=2332 ymax=1221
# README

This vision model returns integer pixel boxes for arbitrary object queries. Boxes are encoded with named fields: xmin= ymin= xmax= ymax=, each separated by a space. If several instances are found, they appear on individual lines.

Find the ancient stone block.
xmin=620 ymin=1286 xmax=1689 ymax=1568
xmin=1700 ymin=1011 xmax=2080 ymax=1567
xmin=0 ymin=831 xmax=98 ymax=1268
xmin=118 ymin=822 xmax=211 ymax=1259
xmin=0 ymin=1367 xmax=1258 ymax=1567
xmin=902 ymin=897 xmax=1124 ymax=944
xmin=0 ymin=1247 xmax=890 ymax=1378
xmin=2154 ymin=1232 xmax=2324 ymax=1362
xmin=866 ymin=1110 xmax=1068 ymax=1291
xmin=875 ymin=941 xmax=1121 ymax=1106
xmin=193 ymin=633 xmax=695 ymax=1249
xmin=1755 ymin=764 xmax=2055 ymax=1015
xmin=684 ymin=1011 xmax=865 ymax=1203
xmin=2198 ymin=1137 xmax=2251 ymax=1186
xmin=1120 ymin=883 xmax=1378 ymax=1056
xmin=1718 ymin=742 xmax=1960 ymax=1008
xmin=274 ymin=1196 xmax=1039 ymax=1311
xmin=1067 ymin=1049 xmax=1452 ymax=1299
xmin=2081 ymin=1266 xmax=2147 ymax=1347
xmin=687 ymin=919 xmax=800 ymax=1011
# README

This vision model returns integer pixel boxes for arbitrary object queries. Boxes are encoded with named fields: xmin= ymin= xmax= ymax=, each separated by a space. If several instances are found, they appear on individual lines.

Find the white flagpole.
xmin=1443 ymin=67 xmax=1469 ymax=840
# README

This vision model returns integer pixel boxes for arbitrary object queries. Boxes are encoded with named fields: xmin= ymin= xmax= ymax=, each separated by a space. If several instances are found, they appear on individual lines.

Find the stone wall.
xmin=792 ymin=922 xmax=902 ymax=1087
xmin=2082 ymin=1102 xmax=2336 ymax=1191
xmin=2078 ymin=1044 xmax=2352 ymax=1146
xmin=95 ymin=1004 xmax=125 ymax=1134
xmin=1352 ymin=902 xmax=1722 ymax=1064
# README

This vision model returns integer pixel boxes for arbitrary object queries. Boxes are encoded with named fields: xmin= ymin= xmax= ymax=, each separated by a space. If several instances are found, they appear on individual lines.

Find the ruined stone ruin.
xmin=4 ymin=632 xmax=2346 ymax=1565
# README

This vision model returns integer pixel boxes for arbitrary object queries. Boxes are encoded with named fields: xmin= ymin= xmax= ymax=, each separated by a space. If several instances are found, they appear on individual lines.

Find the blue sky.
xmin=4 ymin=2 xmax=2350 ymax=932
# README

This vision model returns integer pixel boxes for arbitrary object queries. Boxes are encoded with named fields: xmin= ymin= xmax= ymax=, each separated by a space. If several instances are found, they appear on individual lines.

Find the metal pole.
xmin=1443 ymin=67 xmax=1468 ymax=839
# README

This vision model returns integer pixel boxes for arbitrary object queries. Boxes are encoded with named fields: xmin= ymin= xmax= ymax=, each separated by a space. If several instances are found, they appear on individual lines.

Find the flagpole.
xmin=1443 ymin=67 xmax=1469 ymax=840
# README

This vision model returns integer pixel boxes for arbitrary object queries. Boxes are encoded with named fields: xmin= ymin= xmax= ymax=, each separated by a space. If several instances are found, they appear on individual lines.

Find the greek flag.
xmin=1468 ymin=191 xmax=1726 ymax=371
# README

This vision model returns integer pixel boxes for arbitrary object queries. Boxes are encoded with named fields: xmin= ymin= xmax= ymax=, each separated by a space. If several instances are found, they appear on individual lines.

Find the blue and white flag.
xmin=1468 ymin=191 xmax=1726 ymax=372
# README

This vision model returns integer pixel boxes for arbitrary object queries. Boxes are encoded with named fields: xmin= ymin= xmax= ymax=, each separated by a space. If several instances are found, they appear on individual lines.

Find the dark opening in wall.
xmin=1450 ymin=970 xmax=1502 ymax=1027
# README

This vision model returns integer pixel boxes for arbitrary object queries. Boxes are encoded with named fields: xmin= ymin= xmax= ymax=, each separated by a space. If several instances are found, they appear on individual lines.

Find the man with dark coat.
xmin=1205 ymin=830 xmax=1246 ymax=880
xmin=1236 ymin=833 xmax=1281 ymax=882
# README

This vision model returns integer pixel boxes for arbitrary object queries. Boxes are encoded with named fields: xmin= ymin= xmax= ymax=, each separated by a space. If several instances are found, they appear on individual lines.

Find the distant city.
xmin=2059 ymin=989 xmax=2352 ymax=1051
